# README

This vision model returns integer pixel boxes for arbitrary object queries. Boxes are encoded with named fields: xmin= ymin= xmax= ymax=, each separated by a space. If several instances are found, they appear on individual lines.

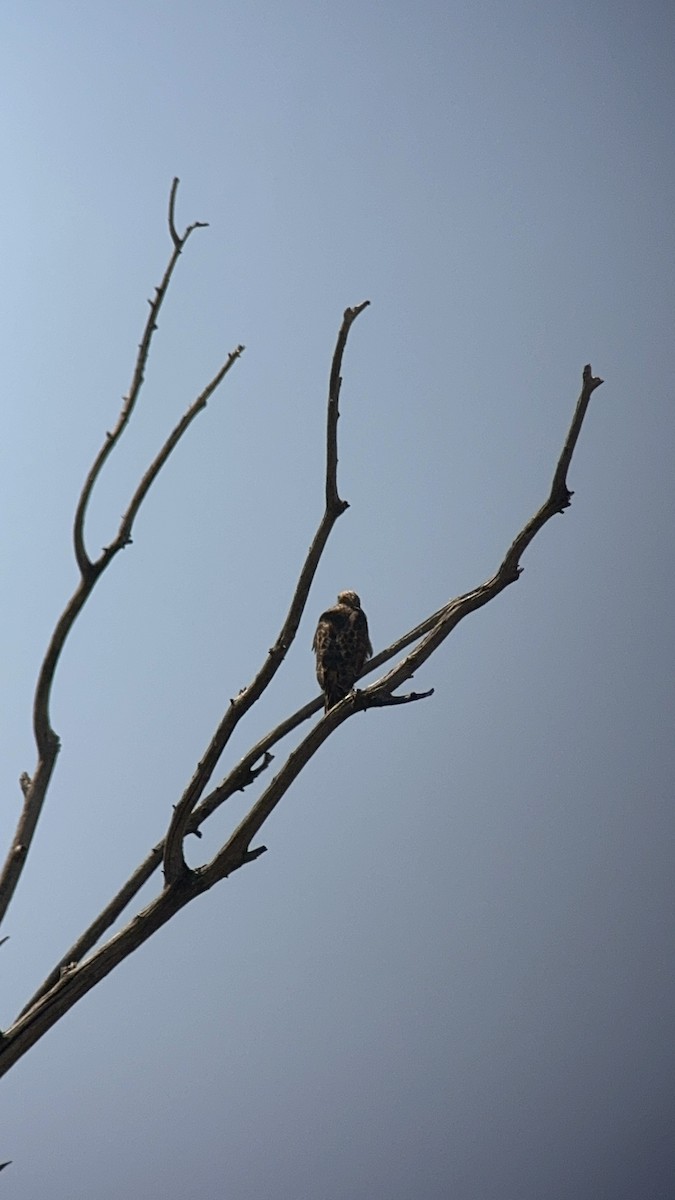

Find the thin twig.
xmin=326 ymin=302 xmax=369 ymax=507
xmin=101 ymin=346 xmax=244 ymax=562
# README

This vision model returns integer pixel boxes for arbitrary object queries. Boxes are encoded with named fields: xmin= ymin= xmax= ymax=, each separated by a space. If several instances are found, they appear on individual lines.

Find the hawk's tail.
xmin=324 ymin=684 xmax=348 ymax=712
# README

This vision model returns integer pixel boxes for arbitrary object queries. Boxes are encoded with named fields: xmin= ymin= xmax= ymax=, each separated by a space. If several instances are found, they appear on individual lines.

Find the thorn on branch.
xmin=553 ymin=484 xmax=573 ymax=513
xmin=252 ymin=750 xmax=274 ymax=777
xmin=222 ymin=845 xmax=267 ymax=877
xmin=345 ymin=300 xmax=371 ymax=323
xmin=236 ymin=750 xmax=274 ymax=791
xmin=583 ymin=363 xmax=604 ymax=390
xmin=244 ymin=846 xmax=267 ymax=865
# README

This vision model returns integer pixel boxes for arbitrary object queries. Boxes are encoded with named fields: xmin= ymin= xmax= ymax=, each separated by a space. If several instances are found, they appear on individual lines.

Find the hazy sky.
xmin=1 ymin=2 xmax=674 ymax=1197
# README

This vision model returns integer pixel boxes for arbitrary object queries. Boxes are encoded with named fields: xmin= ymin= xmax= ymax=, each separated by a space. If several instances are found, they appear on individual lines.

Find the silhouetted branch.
xmin=17 ymin=365 xmax=603 ymax=997
xmin=17 ymin=845 xmax=164 ymax=1016
xmin=73 ymin=178 xmax=208 ymax=578
xmin=2 ymin=875 xmax=207 ymax=1076
xmin=0 ymin=833 xmax=266 ymax=1078
xmin=357 ymin=365 xmax=604 ymax=709
xmin=200 ymin=364 xmax=604 ymax=874
xmin=162 ymin=302 xmax=370 ymax=886
xmin=0 ymin=183 xmax=242 ymax=930
xmin=104 ymin=345 xmax=244 ymax=559
xmin=0 ymin=181 xmax=604 ymax=1084
xmin=358 ymin=687 xmax=435 ymax=707
xmin=168 ymin=175 xmax=208 ymax=249
xmin=326 ymin=301 xmax=370 ymax=508
xmin=21 ymin=301 xmax=372 ymax=1012
xmin=20 ymin=752 xmax=276 ymax=1016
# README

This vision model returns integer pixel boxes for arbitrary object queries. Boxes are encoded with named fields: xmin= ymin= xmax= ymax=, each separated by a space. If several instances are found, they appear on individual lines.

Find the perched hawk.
xmin=313 ymin=590 xmax=372 ymax=711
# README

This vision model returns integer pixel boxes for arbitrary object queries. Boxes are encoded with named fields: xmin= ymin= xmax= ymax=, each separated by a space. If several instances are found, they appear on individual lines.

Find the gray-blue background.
xmin=2 ymin=3 xmax=673 ymax=1196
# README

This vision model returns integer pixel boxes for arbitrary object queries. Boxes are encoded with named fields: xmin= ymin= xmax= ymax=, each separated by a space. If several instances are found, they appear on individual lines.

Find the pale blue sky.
xmin=1 ymin=2 xmax=674 ymax=1197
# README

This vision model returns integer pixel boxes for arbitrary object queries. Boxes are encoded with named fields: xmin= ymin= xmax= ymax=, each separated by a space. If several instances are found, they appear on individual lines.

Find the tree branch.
xmin=15 ymin=366 xmax=603 ymax=984
xmin=17 ymin=304 xmax=372 ymax=1015
xmin=17 ymin=844 xmax=164 ymax=1016
xmin=326 ymin=301 xmax=369 ymax=508
xmin=357 ymin=365 xmax=604 ymax=708
xmin=101 ymin=345 xmax=244 ymax=563
xmin=73 ymin=178 xmax=207 ymax=578
xmin=168 ymin=175 xmax=208 ymax=248
xmin=0 ymin=185 xmax=241 ymax=931
xmin=161 ymin=302 xmax=370 ymax=886
xmin=20 ymin=751 xmax=277 ymax=1016
xmin=200 ymin=364 xmax=605 ymax=872
xmin=19 ymin=752 xmax=278 ymax=1015
xmin=2 ymin=874 xmax=207 ymax=1077
xmin=1 ymin=847 xmax=265 ymax=1079
xmin=2 ymin=363 xmax=602 ymax=1077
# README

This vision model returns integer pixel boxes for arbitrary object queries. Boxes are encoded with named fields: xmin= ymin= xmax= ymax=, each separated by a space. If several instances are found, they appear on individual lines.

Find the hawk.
xmin=313 ymin=590 xmax=372 ymax=711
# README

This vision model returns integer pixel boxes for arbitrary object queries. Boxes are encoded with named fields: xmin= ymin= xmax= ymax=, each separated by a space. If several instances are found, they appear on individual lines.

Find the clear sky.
xmin=1 ymin=2 xmax=674 ymax=1197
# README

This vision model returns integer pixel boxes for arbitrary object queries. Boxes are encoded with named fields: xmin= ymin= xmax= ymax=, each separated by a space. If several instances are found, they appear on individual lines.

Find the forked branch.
xmin=16 ymin=366 xmax=603 ymax=1011
xmin=0 ymin=185 xmax=604 ymax=1085
xmin=161 ymin=302 xmax=370 ymax=886
xmin=73 ymin=178 xmax=208 ymax=578
xmin=201 ymin=365 xmax=604 ymax=875
xmin=0 ymin=182 xmax=242 ymax=929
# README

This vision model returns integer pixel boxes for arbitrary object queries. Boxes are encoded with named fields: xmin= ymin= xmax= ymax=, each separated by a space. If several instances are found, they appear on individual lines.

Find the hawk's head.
xmin=337 ymin=590 xmax=362 ymax=609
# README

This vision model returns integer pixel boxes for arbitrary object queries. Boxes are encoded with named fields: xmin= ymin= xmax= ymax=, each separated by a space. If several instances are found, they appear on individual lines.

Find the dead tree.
xmin=0 ymin=180 xmax=603 ymax=1079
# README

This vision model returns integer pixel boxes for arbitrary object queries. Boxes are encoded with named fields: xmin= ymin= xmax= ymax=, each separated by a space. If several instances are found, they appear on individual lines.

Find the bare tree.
xmin=0 ymin=180 xmax=603 ymax=1080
